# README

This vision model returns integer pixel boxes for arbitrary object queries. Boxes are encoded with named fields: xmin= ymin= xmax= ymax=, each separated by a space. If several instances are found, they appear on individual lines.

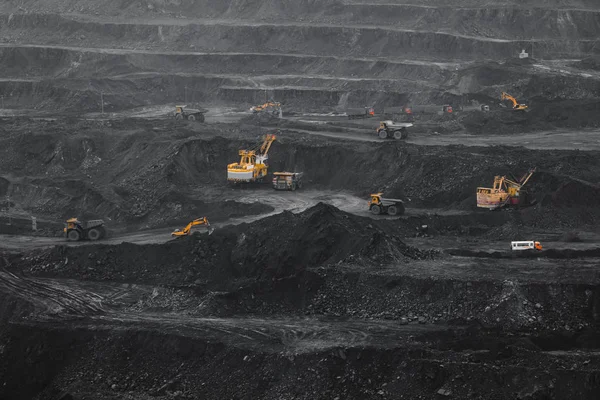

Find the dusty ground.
xmin=1 ymin=1 xmax=600 ymax=399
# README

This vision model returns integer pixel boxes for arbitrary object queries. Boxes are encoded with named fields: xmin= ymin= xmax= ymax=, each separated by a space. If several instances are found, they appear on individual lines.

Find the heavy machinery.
xmin=227 ymin=134 xmax=276 ymax=183
xmin=477 ymin=168 xmax=536 ymax=210
xmin=368 ymin=193 xmax=405 ymax=216
xmin=272 ymin=172 xmax=303 ymax=191
xmin=174 ymin=105 xmax=206 ymax=122
xmin=511 ymin=241 xmax=542 ymax=251
xmin=500 ymin=92 xmax=528 ymax=112
xmin=376 ymin=120 xmax=412 ymax=139
xmin=171 ymin=217 xmax=213 ymax=237
xmin=64 ymin=218 xmax=106 ymax=241
xmin=347 ymin=107 xmax=375 ymax=120
xmin=250 ymin=101 xmax=281 ymax=116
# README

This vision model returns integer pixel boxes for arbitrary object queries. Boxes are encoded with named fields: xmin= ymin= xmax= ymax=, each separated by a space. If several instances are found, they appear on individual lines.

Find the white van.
xmin=511 ymin=241 xmax=542 ymax=251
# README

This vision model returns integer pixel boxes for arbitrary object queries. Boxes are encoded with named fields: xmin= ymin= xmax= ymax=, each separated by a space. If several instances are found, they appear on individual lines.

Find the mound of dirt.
xmin=15 ymin=203 xmax=432 ymax=286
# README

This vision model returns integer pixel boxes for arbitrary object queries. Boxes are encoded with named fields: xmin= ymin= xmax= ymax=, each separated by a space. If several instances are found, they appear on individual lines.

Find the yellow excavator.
xmin=171 ymin=217 xmax=213 ymax=237
xmin=227 ymin=134 xmax=276 ymax=183
xmin=250 ymin=101 xmax=281 ymax=116
xmin=477 ymin=168 xmax=536 ymax=210
xmin=501 ymin=92 xmax=529 ymax=112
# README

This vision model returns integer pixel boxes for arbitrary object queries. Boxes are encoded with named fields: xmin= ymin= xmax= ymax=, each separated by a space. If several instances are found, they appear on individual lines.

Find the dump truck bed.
xmin=378 ymin=197 xmax=403 ymax=206
xmin=381 ymin=120 xmax=413 ymax=129
xmin=82 ymin=220 xmax=104 ymax=229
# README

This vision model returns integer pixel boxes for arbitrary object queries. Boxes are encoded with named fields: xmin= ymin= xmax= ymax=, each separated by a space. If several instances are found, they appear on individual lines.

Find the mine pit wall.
xmin=2 ymin=13 xmax=598 ymax=61
xmin=0 ymin=77 xmax=421 ymax=112
xmin=0 ymin=47 xmax=449 ymax=81
xmin=2 ymin=1 xmax=600 ymax=41
xmin=2 ymin=45 xmax=600 ymax=112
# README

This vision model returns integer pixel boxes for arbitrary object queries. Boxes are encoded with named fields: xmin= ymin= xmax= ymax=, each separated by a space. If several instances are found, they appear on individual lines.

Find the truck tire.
xmin=98 ymin=226 xmax=107 ymax=239
xmin=370 ymin=205 xmax=382 ymax=215
xmin=378 ymin=130 xmax=388 ymax=139
xmin=187 ymin=114 xmax=196 ymax=121
xmin=395 ymin=202 xmax=406 ymax=216
xmin=87 ymin=228 xmax=102 ymax=241
xmin=67 ymin=229 xmax=81 ymax=241
xmin=175 ymin=113 xmax=183 ymax=120
xmin=393 ymin=130 xmax=403 ymax=140
xmin=387 ymin=205 xmax=398 ymax=216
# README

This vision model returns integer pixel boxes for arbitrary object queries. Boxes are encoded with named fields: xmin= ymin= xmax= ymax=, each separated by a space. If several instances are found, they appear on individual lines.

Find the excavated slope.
xmin=0 ymin=0 xmax=598 ymax=111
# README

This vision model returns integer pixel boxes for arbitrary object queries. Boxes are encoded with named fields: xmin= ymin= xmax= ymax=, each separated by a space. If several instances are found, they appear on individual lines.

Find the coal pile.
xmin=17 ymin=203 xmax=431 ymax=286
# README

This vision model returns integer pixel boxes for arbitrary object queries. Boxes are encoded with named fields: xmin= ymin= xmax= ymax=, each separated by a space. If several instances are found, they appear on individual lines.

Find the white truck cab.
xmin=511 ymin=241 xmax=542 ymax=251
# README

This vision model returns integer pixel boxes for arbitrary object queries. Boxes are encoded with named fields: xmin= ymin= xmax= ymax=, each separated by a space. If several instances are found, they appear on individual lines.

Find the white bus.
xmin=511 ymin=241 xmax=542 ymax=251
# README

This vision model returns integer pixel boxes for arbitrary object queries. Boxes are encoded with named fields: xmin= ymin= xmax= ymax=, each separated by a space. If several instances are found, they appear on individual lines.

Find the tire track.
xmin=0 ymin=271 xmax=447 ymax=351
xmin=0 ymin=268 xmax=105 ymax=316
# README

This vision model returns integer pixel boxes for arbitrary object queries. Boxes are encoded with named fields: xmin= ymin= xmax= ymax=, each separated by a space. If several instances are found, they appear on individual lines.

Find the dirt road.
xmin=78 ymin=105 xmax=600 ymax=151
xmin=0 ymin=189 xmax=369 ymax=250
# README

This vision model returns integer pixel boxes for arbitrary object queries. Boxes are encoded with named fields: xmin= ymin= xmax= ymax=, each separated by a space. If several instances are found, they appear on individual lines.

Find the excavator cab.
xmin=513 ymin=103 xmax=528 ymax=111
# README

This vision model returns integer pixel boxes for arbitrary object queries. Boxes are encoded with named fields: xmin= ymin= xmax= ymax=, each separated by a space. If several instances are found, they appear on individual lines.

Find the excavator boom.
xmin=172 ymin=217 xmax=211 ymax=237
xmin=501 ymin=92 xmax=518 ymax=108
xmin=260 ymin=134 xmax=276 ymax=155
xmin=501 ymin=92 xmax=528 ymax=111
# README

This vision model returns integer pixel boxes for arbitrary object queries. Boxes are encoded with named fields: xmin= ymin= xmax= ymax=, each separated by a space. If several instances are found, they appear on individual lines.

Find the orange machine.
xmin=227 ymin=134 xmax=276 ymax=183
xmin=501 ymin=92 xmax=528 ymax=111
xmin=171 ymin=217 xmax=212 ymax=237
xmin=477 ymin=168 xmax=535 ymax=210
